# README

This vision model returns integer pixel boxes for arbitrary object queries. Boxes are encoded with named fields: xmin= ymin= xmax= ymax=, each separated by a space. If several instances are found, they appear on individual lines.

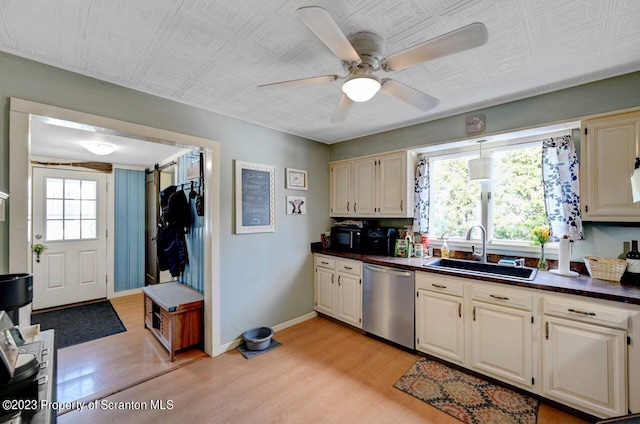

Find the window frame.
xmin=426 ymin=138 xmax=559 ymax=255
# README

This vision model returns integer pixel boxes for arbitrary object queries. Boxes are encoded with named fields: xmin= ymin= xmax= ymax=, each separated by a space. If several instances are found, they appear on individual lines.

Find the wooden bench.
xmin=143 ymin=282 xmax=203 ymax=361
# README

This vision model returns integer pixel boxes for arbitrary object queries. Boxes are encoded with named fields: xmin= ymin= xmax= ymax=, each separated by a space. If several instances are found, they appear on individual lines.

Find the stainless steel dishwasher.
xmin=362 ymin=264 xmax=415 ymax=350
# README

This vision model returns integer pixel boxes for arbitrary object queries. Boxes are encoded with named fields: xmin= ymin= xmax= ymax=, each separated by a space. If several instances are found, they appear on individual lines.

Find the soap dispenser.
xmin=441 ymin=240 xmax=450 ymax=259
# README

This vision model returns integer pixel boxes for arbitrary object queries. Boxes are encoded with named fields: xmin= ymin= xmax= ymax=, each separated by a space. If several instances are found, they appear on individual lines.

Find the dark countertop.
xmin=311 ymin=243 xmax=640 ymax=306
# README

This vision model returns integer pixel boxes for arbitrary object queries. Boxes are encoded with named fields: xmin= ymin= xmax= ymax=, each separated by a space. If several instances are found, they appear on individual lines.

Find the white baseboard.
xmin=219 ymin=311 xmax=318 ymax=354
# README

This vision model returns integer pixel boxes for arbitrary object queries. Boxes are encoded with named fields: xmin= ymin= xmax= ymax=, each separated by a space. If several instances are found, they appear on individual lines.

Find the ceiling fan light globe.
xmin=342 ymin=75 xmax=381 ymax=102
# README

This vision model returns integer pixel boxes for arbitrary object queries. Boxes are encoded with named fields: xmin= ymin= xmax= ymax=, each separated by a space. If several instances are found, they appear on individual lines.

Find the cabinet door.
xmin=582 ymin=112 xmax=640 ymax=221
xmin=377 ymin=153 xmax=408 ymax=217
xmin=416 ymin=289 xmax=464 ymax=364
xmin=330 ymin=162 xmax=352 ymax=216
xmin=315 ymin=267 xmax=335 ymax=316
xmin=471 ymin=301 xmax=533 ymax=389
xmin=352 ymin=159 xmax=376 ymax=216
xmin=336 ymin=272 xmax=362 ymax=328
xmin=542 ymin=315 xmax=626 ymax=418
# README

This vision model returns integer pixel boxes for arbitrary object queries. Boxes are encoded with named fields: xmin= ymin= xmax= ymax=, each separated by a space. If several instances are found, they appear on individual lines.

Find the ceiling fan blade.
xmin=296 ymin=6 xmax=361 ymax=63
xmin=383 ymin=22 xmax=488 ymax=71
xmin=257 ymin=75 xmax=339 ymax=89
xmin=380 ymin=79 xmax=439 ymax=111
xmin=331 ymin=94 xmax=354 ymax=122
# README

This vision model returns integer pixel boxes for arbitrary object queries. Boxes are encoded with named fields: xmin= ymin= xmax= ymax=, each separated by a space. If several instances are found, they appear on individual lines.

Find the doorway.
xmin=9 ymin=98 xmax=221 ymax=357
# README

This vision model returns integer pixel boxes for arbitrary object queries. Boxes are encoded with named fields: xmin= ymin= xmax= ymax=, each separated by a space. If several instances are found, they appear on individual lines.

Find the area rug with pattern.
xmin=394 ymin=358 xmax=539 ymax=424
xmin=31 ymin=300 xmax=126 ymax=349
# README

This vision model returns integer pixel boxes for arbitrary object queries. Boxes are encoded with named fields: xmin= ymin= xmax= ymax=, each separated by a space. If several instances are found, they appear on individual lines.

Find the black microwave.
xmin=330 ymin=226 xmax=362 ymax=253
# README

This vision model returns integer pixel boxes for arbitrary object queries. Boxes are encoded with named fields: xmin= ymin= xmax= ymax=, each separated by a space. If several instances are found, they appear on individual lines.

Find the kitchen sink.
xmin=423 ymin=258 xmax=538 ymax=281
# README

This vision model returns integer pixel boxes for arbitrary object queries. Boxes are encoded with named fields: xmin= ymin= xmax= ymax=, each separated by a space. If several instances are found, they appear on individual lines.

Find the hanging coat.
xmin=157 ymin=187 xmax=190 ymax=277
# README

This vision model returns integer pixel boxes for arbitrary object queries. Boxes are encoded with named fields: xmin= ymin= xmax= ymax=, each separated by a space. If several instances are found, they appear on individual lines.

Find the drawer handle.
xmin=489 ymin=294 xmax=510 ymax=301
xmin=568 ymin=308 xmax=596 ymax=316
xmin=432 ymin=283 xmax=447 ymax=289
xmin=344 ymin=266 xmax=353 ymax=270
xmin=321 ymin=261 xmax=329 ymax=265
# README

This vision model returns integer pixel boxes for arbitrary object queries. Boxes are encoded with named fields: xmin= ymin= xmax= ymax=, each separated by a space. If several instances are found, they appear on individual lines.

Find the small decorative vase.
xmin=538 ymin=245 xmax=548 ymax=270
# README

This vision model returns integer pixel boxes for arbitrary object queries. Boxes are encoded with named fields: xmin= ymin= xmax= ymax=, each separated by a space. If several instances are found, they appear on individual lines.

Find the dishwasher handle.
xmin=364 ymin=264 xmax=413 ymax=278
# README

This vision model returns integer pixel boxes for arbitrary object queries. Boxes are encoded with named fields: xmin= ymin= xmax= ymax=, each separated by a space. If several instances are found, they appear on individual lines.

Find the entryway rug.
xmin=236 ymin=339 xmax=282 ymax=359
xmin=394 ymin=358 xmax=539 ymax=424
xmin=31 ymin=300 xmax=126 ymax=349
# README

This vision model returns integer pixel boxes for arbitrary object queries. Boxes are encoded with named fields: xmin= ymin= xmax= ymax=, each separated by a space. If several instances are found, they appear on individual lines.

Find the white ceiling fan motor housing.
xmin=346 ymin=32 xmax=385 ymax=71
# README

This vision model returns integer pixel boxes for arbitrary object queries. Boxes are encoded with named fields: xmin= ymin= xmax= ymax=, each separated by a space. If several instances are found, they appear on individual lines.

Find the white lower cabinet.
xmin=471 ymin=300 xmax=533 ymax=389
xmin=416 ymin=273 xmax=465 ymax=364
xmin=314 ymin=254 xmax=362 ymax=328
xmin=542 ymin=296 xmax=628 ymax=418
xmin=336 ymin=271 xmax=362 ymax=327
xmin=413 ymin=271 xmax=635 ymax=418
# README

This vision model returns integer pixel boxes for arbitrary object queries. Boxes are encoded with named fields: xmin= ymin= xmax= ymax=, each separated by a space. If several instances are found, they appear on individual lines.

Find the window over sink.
xmin=428 ymin=139 xmax=550 ymax=249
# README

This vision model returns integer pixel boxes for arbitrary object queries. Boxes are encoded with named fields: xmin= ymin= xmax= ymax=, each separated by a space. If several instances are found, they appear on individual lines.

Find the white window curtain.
xmin=541 ymin=135 xmax=584 ymax=240
xmin=413 ymin=154 xmax=430 ymax=234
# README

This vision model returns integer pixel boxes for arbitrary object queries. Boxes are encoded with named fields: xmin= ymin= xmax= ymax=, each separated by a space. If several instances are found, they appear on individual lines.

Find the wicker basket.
xmin=583 ymin=256 xmax=627 ymax=282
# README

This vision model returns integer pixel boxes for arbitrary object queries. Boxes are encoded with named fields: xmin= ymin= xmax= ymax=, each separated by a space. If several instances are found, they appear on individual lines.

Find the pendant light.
xmin=468 ymin=140 xmax=493 ymax=181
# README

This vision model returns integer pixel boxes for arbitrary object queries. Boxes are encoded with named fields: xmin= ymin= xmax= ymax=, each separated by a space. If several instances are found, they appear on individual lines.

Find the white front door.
xmin=32 ymin=167 xmax=107 ymax=309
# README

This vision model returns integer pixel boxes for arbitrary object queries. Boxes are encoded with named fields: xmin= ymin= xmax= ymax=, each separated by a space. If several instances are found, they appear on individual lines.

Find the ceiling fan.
xmin=258 ymin=6 xmax=488 ymax=121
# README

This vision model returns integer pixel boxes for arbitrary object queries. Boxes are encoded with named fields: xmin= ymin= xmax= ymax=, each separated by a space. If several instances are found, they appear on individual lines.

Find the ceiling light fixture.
xmin=342 ymin=73 xmax=381 ymax=102
xmin=83 ymin=142 xmax=115 ymax=156
xmin=468 ymin=140 xmax=493 ymax=181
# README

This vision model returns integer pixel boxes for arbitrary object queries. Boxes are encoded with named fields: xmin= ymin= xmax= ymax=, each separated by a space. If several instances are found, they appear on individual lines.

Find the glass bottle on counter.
xmin=622 ymin=240 xmax=640 ymax=285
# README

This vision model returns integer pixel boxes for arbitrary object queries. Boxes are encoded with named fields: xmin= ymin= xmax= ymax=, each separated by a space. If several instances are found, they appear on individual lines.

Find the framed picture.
xmin=285 ymin=168 xmax=308 ymax=190
xmin=286 ymin=196 xmax=306 ymax=215
xmin=235 ymin=160 xmax=276 ymax=234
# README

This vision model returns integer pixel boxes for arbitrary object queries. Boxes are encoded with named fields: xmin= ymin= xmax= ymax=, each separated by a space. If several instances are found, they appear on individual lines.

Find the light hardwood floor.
xmin=58 ymin=296 xmax=591 ymax=424
xmin=56 ymin=293 xmax=206 ymax=406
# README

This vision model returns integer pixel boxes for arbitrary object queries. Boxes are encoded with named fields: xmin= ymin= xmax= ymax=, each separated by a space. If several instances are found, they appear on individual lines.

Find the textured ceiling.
xmin=1 ymin=0 xmax=639 ymax=144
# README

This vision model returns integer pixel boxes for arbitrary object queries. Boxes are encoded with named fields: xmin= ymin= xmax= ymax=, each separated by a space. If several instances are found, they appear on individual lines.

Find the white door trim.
xmin=9 ymin=98 xmax=222 ymax=357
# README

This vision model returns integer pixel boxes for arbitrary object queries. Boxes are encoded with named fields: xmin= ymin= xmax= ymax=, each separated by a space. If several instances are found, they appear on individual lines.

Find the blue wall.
xmin=176 ymin=151 xmax=204 ymax=293
xmin=113 ymin=168 xmax=145 ymax=292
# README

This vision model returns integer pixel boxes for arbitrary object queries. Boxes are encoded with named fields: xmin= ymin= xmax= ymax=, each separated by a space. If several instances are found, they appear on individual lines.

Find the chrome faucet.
xmin=466 ymin=225 xmax=487 ymax=263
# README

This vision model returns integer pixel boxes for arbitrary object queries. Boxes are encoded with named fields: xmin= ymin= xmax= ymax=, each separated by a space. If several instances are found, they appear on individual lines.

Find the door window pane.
xmin=46 ymin=220 xmax=64 ymax=241
xmin=81 ymin=181 xmax=96 ymax=200
xmin=65 ymin=220 xmax=81 ymax=239
xmin=81 ymin=220 xmax=96 ymax=239
xmin=46 ymin=179 xmax=64 ymax=199
xmin=81 ymin=200 xmax=96 ymax=219
xmin=46 ymin=199 xmax=64 ymax=220
xmin=65 ymin=180 xmax=81 ymax=199
xmin=65 ymin=200 xmax=81 ymax=219
xmin=44 ymin=177 xmax=98 ymax=241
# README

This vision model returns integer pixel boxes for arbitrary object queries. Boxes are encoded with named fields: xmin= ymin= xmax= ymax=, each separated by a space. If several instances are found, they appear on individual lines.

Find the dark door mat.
xmin=236 ymin=339 xmax=282 ymax=359
xmin=394 ymin=358 xmax=539 ymax=424
xmin=31 ymin=300 xmax=126 ymax=349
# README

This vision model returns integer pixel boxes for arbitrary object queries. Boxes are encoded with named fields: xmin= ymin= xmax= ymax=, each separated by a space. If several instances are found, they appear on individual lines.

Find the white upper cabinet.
xmin=329 ymin=151 xmax=416 ymax=218
xmin=330 ymin=162 xmax=352 ymax=216
xmin=581 ymin=111 xmax=640 ymax=221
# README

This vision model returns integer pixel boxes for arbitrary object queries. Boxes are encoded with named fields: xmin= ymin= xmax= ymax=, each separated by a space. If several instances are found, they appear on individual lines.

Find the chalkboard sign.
xmin=235 ymin=160 xmax=276 ymax=234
